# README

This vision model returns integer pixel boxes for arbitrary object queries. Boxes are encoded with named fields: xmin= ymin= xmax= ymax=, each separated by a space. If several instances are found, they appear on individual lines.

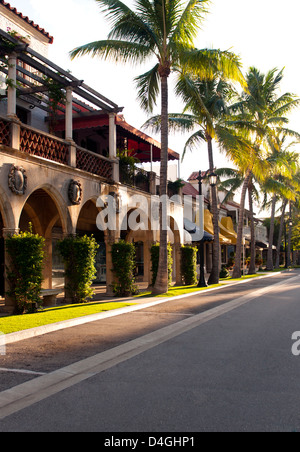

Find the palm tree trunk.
xmin=153 ymin=73 xmax=169 ymax=294
xmin=248 ymin=180 xmax=256 ymax=275
xmin=232 ymin=168 xmax=251 ymax=279
xmin=275 ymin=198 xmax=287 ymax=268
xmin=266 ymin=196 xmax=277 ymax=271
xmin=287 ymin=200 xmax=292 ymax=267
xmin=206 ymin=137 xmax=220 ymax=285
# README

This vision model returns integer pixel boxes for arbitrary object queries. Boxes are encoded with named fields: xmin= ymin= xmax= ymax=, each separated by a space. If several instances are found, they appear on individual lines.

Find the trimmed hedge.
xmin=150 ymin=243 xmax=173 ymax=287
xmin=181 ymin=246 xmax=198 ymax=286
xmin=6 ymin=228 xmax=45 ymax=314
xmin=57 ymin=235 xmax=99 ymax=304
xmin=111 ymin=240 xmax=138 ymax=296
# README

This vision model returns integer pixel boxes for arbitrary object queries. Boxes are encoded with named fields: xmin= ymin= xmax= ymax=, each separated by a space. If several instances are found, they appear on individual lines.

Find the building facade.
xmin=0 ymin=4 xmax=187 ymax=312
xmin=0 ymin=2 xmax=269 ymax=313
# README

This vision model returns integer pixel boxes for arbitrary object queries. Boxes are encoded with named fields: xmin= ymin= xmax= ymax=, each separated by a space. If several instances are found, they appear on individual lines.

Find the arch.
xmin=121 ymin=207 xmax=154 ymax=285
xmin=168 ymin=215 xmax=183 ymax=285
xmin=76 ymin=198 xmax=101 ymax=234
xmin=20 ymin=183 xmax=71 ymax=235
xmin=18 ymin=187 xmax=68 ymax=290
xmin=0 ymin=185 xmax=17 ymax=229
xmin=76 ymin=198 xmax=106 ymax=285
xmin=167 ymin=215 xmax=181 ymax=245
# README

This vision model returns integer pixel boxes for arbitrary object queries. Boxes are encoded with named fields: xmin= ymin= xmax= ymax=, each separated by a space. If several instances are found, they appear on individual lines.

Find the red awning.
xmin=55 ymin=113 xmax=179 ymax=163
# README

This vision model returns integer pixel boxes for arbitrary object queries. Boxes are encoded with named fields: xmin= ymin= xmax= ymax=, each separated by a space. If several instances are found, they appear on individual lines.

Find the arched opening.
xmin=121 ymin=208 xmax=154 ymax=285
xmin=19 ymin=188 xmax=65 ymax=290
xmin=76 ymin=199 xmax=106 ymax=284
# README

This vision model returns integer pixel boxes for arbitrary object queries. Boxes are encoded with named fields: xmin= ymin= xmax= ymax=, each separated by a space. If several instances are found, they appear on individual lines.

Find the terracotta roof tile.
xmin=182 ymin=181 xmax=199 ymax=196
xmin=188 ymin=171 xmax=208 ymax=181
xmin=0 ymin=0 xmax=54 ymax=43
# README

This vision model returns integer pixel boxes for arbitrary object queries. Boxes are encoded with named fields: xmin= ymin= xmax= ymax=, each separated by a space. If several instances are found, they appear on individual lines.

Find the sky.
xmin=7 ymin=0 xmax=300 ymax=191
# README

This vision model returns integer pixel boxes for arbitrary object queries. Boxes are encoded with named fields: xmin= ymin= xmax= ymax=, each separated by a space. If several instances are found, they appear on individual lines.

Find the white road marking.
xmin=0 ymin=274 xmax=298 ymax=422
xmin=0 ymin=368 xmax=46 ymax=376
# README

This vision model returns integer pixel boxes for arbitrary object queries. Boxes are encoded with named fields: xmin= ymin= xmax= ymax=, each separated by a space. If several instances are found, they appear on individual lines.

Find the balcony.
xmin=119 ymin=159 xmax=151 ymax=193
xmin=0 ymin=116 xmax=114 ymax=181
xmin=0 ymin=27 xmax=180 ymax=192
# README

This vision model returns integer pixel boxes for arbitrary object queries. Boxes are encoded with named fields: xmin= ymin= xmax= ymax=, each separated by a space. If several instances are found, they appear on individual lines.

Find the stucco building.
xmin=0 ymin=2 xmax=187 ymax=312
xmin=0 ymin=2 xmax=269 ymax=313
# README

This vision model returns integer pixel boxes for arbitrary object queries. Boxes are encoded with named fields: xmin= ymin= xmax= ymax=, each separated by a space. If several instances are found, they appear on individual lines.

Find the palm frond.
xmin=182 ymin=129 xmax=206 ymax=160
xmin=171 ymin=0 xmax=210 ymax=45
xmin=96 ymin=0 xmax=155 ymax=44
xmin=182 ymin=48 xmax=245 ymax=87
xmin=143 ymin=113 xmax=199 ymax=134
xmin=70 ymin=39 xmax=152 ymax=64
xmin=134 ymin=63 xmax=160 ymax=112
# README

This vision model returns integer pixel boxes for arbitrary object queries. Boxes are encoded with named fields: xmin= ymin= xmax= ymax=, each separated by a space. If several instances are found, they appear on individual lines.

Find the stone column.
xmin=149 ymin=171 xmax=157 ymax=195
xmin=10 ymin=119 xmax=20 ymax=150
xmin=65 ymin=86 xmax=73 ymax=141
xmin=65 ymin=86 xmax=77 ymax=169
xmin=7 ymin=53 xmax=17 ymax=119
xmin=109 ymin=113 xmax=119 ymax=183
xmin=43 ymin=235 xmax=52 ymax=290
xmin=2 ymin=228 xmax=19 ymax=314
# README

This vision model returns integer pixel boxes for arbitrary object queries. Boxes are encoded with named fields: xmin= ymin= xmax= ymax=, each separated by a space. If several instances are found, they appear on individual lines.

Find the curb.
xmin=1 ymin=271 xmax=286 ymax=345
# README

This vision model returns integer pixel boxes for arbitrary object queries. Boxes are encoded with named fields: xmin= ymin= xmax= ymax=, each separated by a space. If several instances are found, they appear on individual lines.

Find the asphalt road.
xmin=0 ymin=270 xmax=300 ymax=432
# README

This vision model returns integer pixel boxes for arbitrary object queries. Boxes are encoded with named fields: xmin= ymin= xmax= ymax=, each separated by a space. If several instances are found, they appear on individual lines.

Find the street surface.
xmin=0 ymin=270 xmax=300 ymax=432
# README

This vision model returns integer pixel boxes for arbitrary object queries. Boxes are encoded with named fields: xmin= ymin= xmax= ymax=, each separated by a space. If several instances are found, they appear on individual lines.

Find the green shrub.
xmin=111 ymin=240 xmax=138 ymax=296
xmin=57 ymin=235 xmax=99 ymax=303
xmin=181 ymin=246 xmax=198 ymax=286
xmin=220 ymin=265 xmax=230 ymax=279
xmin=6 ymin=228 xmax=45 ymax=314
xmin=150 ymin=243 xmax=173 ymax=287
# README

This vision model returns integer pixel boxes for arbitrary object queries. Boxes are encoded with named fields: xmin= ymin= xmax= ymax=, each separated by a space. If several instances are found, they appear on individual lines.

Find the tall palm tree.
xmin=70 ymin=0 xmax=244 ymax=293
xmin=263 ymin=150 xmax=299 ymax=270
xmin=263 ymin=128 xmax=300 ymax=270
xmin=217 ymin=119 xmax=267 ymax=279
xmin=217 ymin=167 xmax=260 ymax=275
xmin=144 ymin=74 xmax=238 ymax=284
xmin=274 ymin=168 xmax=300 ymax=269
xmin=217 ymin=67 xmax=300 ymax=278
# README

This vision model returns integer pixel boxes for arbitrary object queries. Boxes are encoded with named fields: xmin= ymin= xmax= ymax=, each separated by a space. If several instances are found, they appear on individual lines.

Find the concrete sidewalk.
xmin=0 ymin=270 xmax=287 ymax=345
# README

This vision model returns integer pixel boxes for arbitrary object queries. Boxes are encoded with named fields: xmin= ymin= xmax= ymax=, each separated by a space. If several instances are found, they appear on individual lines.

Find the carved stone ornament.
xmin=8 ymin=165 xmax=27 ymax=195
xmin=109 ymin=191 xmax=121 ymax=213
xmin=68 ymin=180 xmax=82 ymax=205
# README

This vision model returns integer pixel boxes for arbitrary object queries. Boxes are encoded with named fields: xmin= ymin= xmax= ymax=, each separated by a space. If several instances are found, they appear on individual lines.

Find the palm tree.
xmin=217 ymin=67 xmax=300 ymax=278
xmin=263 ymin=150 xmax=299 ymax=270
xmin=70 ymin=0 xmax=244 ymax=293
xmin=217 ymin=119 xmax=267 ymax=279
xmin=262 ymin=128 xmax=300 ymax=270
xmin=144 ymin=74 xmax=238 ymax=284
xmin=274 ymin=169 xmax=300 ymax=269
xmin=217 ymin=167 xmax=260 ymax=275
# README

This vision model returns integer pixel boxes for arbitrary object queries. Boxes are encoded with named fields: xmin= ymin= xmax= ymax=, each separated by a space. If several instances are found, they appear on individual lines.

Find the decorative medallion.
xmin=8 ymin=165 xmax=27 ymax=195
xmin=68 ymin=180 xmax=82 ymax=205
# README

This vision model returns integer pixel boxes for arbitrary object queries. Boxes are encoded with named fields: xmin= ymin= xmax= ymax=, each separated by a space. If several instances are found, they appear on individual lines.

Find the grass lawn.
xmin=135 ymin=283 xmax=225 ymax=299
xmin=0 ymin=301 xmax=136 ymax=335
xmin=0 ymin=272 xmax=273 ymax=335
xmin=135 ymin=273 xmax=262 ymax=299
